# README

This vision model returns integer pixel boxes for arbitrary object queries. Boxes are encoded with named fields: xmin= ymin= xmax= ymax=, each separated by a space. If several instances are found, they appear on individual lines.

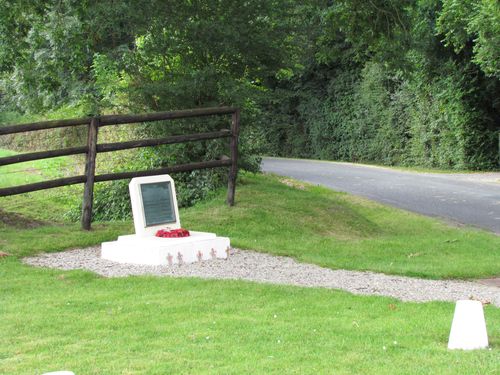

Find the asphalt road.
xmin=262 ymin=157 xmax=500 ymax=234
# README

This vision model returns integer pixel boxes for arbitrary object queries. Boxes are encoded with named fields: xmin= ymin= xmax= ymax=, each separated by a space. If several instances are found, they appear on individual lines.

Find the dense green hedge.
xmin=271 ymin=61 xmax=497 ymax=170
xmin=263 ymin=1 xmax=500 ymax=170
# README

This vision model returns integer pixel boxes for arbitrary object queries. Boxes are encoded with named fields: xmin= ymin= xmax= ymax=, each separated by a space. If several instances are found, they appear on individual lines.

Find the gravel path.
xmin=23 ymin=247 xmax=500 ymax=306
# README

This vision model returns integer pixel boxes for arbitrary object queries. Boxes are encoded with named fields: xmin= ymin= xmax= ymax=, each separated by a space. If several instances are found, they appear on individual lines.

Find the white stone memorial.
xmin=101 ymin=175 xmax=230 ymax=265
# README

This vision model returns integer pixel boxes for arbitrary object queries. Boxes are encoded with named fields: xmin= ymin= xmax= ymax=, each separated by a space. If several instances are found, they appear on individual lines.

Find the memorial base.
xmin=101 ymin=231 xmax=230 ymax=265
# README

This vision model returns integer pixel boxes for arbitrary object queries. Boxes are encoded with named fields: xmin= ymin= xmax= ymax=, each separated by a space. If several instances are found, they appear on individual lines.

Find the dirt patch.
xmin=475 ymin=277 xmax=500 ymax=288
xmin=279 ymin=178 xmax=306 ymax=190
xmin=23 ymin=167 xmax=42 ymax=175
xmin=0 ymin=208 xmax=46 ymax=228
xmin=453 ymin=172 xmax=500 ymax=184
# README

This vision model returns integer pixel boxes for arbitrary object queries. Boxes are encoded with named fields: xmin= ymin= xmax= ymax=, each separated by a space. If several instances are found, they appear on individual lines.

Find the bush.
xmin=263 ymin=60 xmax=499 ymax=170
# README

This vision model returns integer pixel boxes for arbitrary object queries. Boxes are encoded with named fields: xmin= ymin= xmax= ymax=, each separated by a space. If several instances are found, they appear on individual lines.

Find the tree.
xmin=438 ymin=0 xmax=500 ymax=78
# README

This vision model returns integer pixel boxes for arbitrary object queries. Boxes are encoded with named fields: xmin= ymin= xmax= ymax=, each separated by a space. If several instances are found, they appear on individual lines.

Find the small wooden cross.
xmin=225 ymin=246 xmax=231 ymax=258
xmin=197 ymin=250 xmax=203 ymax=262
xmin=167 ymin=253 xmax=173 ymax=266
xmin=210 ymin=248 xmax=217 ymax=259
xmin=177 ymin=252 xmax=183 ymax=265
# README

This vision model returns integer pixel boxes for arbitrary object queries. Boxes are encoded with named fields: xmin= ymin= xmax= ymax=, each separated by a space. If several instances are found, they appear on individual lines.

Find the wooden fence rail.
xmin=0 ymin=106 xmax=240 ymax=230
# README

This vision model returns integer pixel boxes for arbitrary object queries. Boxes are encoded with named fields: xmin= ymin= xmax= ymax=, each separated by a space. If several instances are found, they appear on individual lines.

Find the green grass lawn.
xmin=2 ymin=168 xmax=500 ymax=278
xmin=182 ymin=173 xmax=500 ymax=279
xmin=0 ymin=149 xmax=131 ymax=255
xmin=1 ymin=153 xmax=500 ymax=374
xmin=0 ymin=148 xmax=76 ymax=188
xmin=1 ymin=258 xmax=499 ymax=375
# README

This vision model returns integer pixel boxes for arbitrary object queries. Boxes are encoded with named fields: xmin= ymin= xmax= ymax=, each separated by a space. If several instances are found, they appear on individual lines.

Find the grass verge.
xmin=1 ymin=155 xmax=500 ymax=373
xmin=0 ymin=259 xmax=499 ymax=374
xmin=182 ymin=173 xmax=500 ymax=279
xmin=1 ymin=169 xmax=500 ymax=278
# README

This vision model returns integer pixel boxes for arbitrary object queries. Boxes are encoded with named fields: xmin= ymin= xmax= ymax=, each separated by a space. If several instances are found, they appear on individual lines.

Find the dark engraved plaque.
xmin=140 ymin=181 xmax=176 ymax=226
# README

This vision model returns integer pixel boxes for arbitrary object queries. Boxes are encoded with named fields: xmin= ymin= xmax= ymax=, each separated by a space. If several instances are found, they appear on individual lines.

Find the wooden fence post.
xmin=81 ymin=117 xmax=99 ymax=230
xmin=227 ymin=109 xmax=240 ymax=206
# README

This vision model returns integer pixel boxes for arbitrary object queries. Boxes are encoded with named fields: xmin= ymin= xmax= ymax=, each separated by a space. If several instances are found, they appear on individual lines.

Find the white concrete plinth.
xmin=448 ymin=300 xmax=489 ymax=350
xmin=101 ymin=231 xmax=230 ymax=265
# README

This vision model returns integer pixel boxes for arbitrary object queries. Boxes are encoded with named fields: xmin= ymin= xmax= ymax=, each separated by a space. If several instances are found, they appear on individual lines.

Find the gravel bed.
xmin=23 ymin=247 xmax=500 ymax=306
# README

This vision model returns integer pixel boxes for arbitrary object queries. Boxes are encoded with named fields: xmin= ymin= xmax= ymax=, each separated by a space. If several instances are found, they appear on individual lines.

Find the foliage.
xmin=264 ymin=0 xmax=500 ymax=170
xmin=438 ymin=0 xmax=500 ymax=78
xmin=0 ymin=0 xmax=307 ymax=218
xmin=1 ymin=0 xmax=499 ymax=220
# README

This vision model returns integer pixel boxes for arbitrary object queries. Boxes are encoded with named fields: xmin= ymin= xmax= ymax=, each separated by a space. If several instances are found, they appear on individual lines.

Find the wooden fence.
xmin=0 ymin=107 xmax=240 ymax=230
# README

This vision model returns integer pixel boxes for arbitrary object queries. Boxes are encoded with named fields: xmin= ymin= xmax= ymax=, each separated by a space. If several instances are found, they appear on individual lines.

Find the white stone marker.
xmin=101 ymin=175 xmax=230 ymax=265
xmin=448 ymin=300 xmax=489 ymax=350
